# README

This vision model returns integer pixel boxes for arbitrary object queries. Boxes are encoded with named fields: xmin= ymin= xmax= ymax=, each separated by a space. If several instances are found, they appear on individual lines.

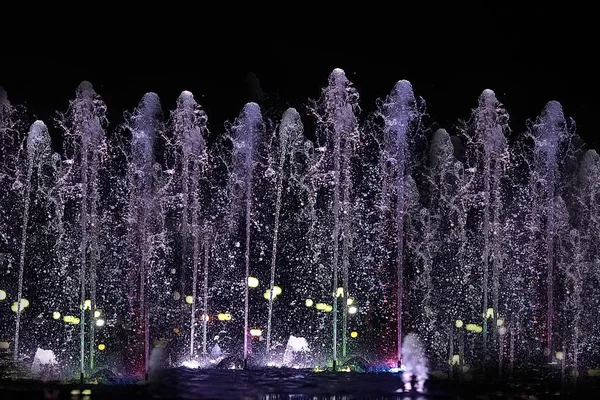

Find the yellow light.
xmin=52 ymin=311 xmax=61 ymax=320
xmin=336 ymin=287 xmax=344 ymax=298
xmin=465 ymin=323 xmax=477 ymax=331
xmin=556 ymin=351 xmax=564 ymax=360
xmin=346 ymin=298 xmax=354 ymax=306
xmin=316 ymin=303 xmax=327 ymax=310
xmin=455 ymin=319 xmax=463 ymax=328
xmin=273 ymin=286 xmax=282 ymax=295
xmin=485 ymin=308 xmax=494 ymax=319
xmin=83 ymin=300 xmax=91 ymax=310
xmin=98 ymin=344 xmax=105 ymax=351
xmin=64 ymin=315 xmax=74 ymax=323
xmin=451 ymin=354 xmax=460 ymax=365
xmin=0 ymin=342 xmax=9 ymax=350
xmin=250 ymin=329 xmax=262 ymax=337
xmin=348 ymin=306 xmax=357 ymax=314
xmin=11 ymin=299 xmax=29 ymax=313
xmin=0 ymin=290 xmax=6 ymax=300
xmin=82 ymin=389 xmax=92 ymax=395
xmin=264 ymin=289 xmax=279 ymax=300
xmin=185 ymin=296 xmax=193 ymax=304
xmin=94 ymin=310 xmax=102 ymax=318
xmin=324 ymin=305 xmax=333 ymax=312
xmin=474 ymin=325 xmax=483 ymax=333
xmin=217 ymin=313 xmax=232 ymax=321
xmin=96 ymin=319 xmax=105 ymax=327
xmin=350 ymin=331 xmax=358 ymax=338
xmin=247 ymin=277 xmax=259 ymax=288
xmin=305 ymin=299 xmax=314 ymax=307
xmin=200 ymin=314 xmax=209 ymax=321
xmin=72 ymin=317 xmax=80 ymax=325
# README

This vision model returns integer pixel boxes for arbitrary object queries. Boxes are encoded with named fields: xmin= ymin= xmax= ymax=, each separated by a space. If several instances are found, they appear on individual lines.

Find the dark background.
xmin=1 ymin=5 xmax=597 ymax=151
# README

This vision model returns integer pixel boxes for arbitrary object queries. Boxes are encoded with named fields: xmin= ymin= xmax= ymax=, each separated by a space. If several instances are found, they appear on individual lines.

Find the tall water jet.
xmin=126 ymin=93 xmax=162 ymax=377
xmin=225 ymin=102 xmax=264 ymax=365
xmin=310 ymin=68 xmax=359 ymax=367
xmin=530 ymin=101 xmax=567 ymax=361
xmin=58 ymin=81 xmax=107 ymax=376
xmin=380 ymin=80 xmax=419 ymax=366
xmin=468 ymin=89 xmax=509 ymax=351
xmin=168 ymin=90 xmax=208 ymax=360
xmin=14 ymin=121 xmax=52 ymax=361
xmin=265 ymin=108 xmax=305 ymax=360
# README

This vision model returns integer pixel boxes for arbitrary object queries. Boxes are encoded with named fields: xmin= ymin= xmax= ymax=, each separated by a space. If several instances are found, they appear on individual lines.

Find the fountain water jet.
xmin=126 ymin=92 xmax=162 ymax=378
xmin=381 ymin=80 xmax=419 ymax=366
xmin=225 ymin=102 xmax=264 ymax=365
xmin=265 ymin=108 xmax=304 ymax=361
xmin=58 ymin=81 xmax=107 ymax=376
xmin=168 ymin=90 xmax=208 ymax=360
xmin=14 ymin=120 xmax=52 ymax=361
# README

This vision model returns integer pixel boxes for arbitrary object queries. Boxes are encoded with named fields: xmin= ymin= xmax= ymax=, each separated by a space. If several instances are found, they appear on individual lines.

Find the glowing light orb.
xmin=52 ymin=311 xmax=61 ymax=320
xmin=264 ymin=289 xmax=279 ymax=300
xmin=11 ymin=299 xmax=29 ymax=313
xmin=346 ymin=298 xmax=354 ymax=306
xmin=94 ymin=310 xmax=102 ymax=318
xmin=63 ymin=315 xmax=74 ymax=323
xmin=451 ymin=354 xmax=460 ymax=365
xmin=185 ymin=295 xmax=193 ymax=304
xmin=324 ymin=305 xmax=333 ymax=312
xmin=247 ymin=276 xmax=259 ymax=288
xmin=273 ymin=286 xmax=282 ymax=295
xmin=350 ymin=331 xmax=358 ymax=338
xmin=348 ymin=306 xmax=358 ymax=314
xmin=556 ymin=351 xmax=564 ymax=360
xmin=250 ymin=329 xmax=262 ymax=337
xmin=217 ymin=313 xmax=232 ymax=321
xmin=497 ymin=318 xmax=504 ymax=326
xmin=98 ymin=344 xmax=105 ymax=351
xmin=96 ymin=318 xmax=105 ymax=327
xmin=316 ymin=303 xmax=327 ymax=310
xmin=72 ymin=318 xmax=80 ymax=325
xmin=336 ymin=287 xmax=344 ymax=297
xmin=455 ymin=319 xmax=464 ymax=328
xmin=0 ymin=290 xmax=6 ymax=300
xmin=305 ymin=298 xmax=313 ymax=307
xmin=200 ymin=314 xmax=209 ymax=321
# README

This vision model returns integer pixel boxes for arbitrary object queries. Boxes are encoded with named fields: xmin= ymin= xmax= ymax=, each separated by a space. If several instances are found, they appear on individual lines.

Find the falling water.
xmin=14 ymin=121 xmax=52 ymax=361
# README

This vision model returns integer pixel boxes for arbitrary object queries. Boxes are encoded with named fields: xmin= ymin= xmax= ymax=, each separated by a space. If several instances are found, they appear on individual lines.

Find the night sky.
xmin=2 ymin=6 xmax=597 ymax=151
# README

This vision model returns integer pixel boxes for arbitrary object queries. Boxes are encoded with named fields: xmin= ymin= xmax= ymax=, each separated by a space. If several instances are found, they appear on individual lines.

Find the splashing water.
xmin=0 ymin=71 xmax=598 ymax=385
xmin=401 ymin=333 xmax=428 ymax=392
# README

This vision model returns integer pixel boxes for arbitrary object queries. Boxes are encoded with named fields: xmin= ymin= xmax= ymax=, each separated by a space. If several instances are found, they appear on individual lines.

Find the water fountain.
xmin=0 ymin=69 xmax=599 ymax=397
